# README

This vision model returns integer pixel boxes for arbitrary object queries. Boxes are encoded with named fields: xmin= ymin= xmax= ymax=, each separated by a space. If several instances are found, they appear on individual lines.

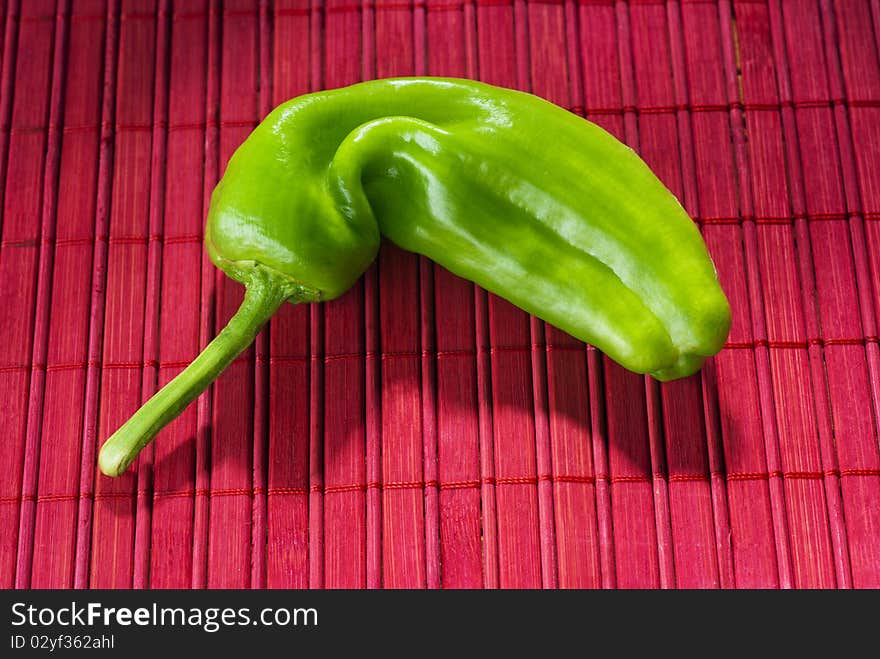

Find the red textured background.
xmin=1 ymin=0 xmax=879 ymax=589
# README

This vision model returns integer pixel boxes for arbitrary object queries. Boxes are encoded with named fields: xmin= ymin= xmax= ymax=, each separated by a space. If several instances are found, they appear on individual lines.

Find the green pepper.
xmin=98 ymin=77 xmax=730 ymax=477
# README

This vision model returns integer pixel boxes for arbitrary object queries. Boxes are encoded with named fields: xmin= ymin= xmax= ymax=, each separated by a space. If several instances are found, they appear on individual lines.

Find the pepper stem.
xmin=98 ymin=266 xmax=294 ymax=477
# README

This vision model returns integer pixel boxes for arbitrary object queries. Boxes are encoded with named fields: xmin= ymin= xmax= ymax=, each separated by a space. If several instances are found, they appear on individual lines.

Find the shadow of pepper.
xmin=145 ymin=244 xmax=726 ymax=588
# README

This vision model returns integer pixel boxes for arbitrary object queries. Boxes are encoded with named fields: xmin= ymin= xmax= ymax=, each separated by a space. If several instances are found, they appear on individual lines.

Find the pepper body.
xmin=208 ymin=77 xmax=729 ymax=378
xmin=99 ymin=77 xmax=731 ymax=477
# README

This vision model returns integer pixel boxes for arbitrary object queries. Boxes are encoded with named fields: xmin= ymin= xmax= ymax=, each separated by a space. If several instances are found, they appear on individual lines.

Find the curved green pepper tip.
xmin=98 ymin=76 xmax=731 ymax=477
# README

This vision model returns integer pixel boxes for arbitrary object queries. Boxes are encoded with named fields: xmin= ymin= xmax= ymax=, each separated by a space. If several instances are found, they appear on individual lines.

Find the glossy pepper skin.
xmin=99 ymin=77 xmax=731 ymax=477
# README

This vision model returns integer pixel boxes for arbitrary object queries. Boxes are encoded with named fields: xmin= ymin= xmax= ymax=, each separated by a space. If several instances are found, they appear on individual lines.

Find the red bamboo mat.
xmin=1 ymin=0 xmax=879 ymax=589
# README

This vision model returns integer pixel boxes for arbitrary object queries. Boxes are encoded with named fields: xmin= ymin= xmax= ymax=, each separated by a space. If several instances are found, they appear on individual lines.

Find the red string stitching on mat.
xmin=438 ymin=480 xmax=482 ymax=490
xmin=67 ymin=13 xmax=107 ymax=23
xmin=322 ymin=484 xmax=366 ymax=495
xmin=3 ymin=354 xmax=257 ymax=373
xmin=493 ymin=476 xmax=541 ymax=485
xmin=204 ymin=488 xmax=255 ymax=498
xmin=100 ymin=361 xmax=149 ymax=370
xmin=382 ymin=480 xmax=438 ymax=490
xmin=0 ymin=239 xmax=39 ymax=248
xmin=117 ymin=11 xmax=164 ymax=21
xmin=4 ymin=120 xmax=258 ymax=134
xmin=5 ymin=469 xmax=879 ymax=505
xmin=5 ymin=101 xmax=880 ymax=137
xmin=269 ymin=355 xmax=310 ymax=364
xmin=158 ymin=360 xmax=194 ymax=369
xmin=2 ymin=233 xmax=875 ymax=271
xmin=6 ymin=1 xmax=744 ymax=26
xmin=263 ymin=487 xmax=310 ymax=496
xmin=667 ymin=474 xmax=710 ymax=482
xmin=54 ymin=237 xmax=96 ymax=246
xmin=0 ymin=363 xmax=30 ymax=373
xmin=552 ymin=475 xmax=597 ymax=484
xmin=45 ymin=361 xmax=102 ymax=372
xmin=5 ymin=214 xmax=873 ymax=251
xmin=700 ymin=211 xmax=875 ymax=226
xmin=783 ymin=472 xmax=827 ymax=480
xmin=724 ymin=471 xmax=780 ymax=481
xmin=10 ymin=14 xmax=55 ymax=24
xmin=113 ymin=123 xmax=152 ymax=132
xmin=3 ymin=335 xmax=879 ymax=374
xmin=723 ymin=337 xmax=878 ymax=350
xmin=608 ymin=475 xmax=652 ymax=483
xmin=163 ymin=234 xmax=202 ymax=245
xmin=107 ymin=235 xmax=160 ymax=245
xmin=152 ymin=490 xmax=202 ymax=500
xmin=824 ymin=337 xmax=879 ymax=346
xmin=275 ymin=7 xmax=311 ymax=16
xmin=7 ymin=492 xmax=138 ymax=503
xmin=0 ymin=234 xmax=201 ymax=249
xmin=578 ymin=99 xmax=880 ymax=117
xmin=436 ymin=349 xmax=478 ymax=358
xmin=424 ymin=1 xmax=467 ymax=10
